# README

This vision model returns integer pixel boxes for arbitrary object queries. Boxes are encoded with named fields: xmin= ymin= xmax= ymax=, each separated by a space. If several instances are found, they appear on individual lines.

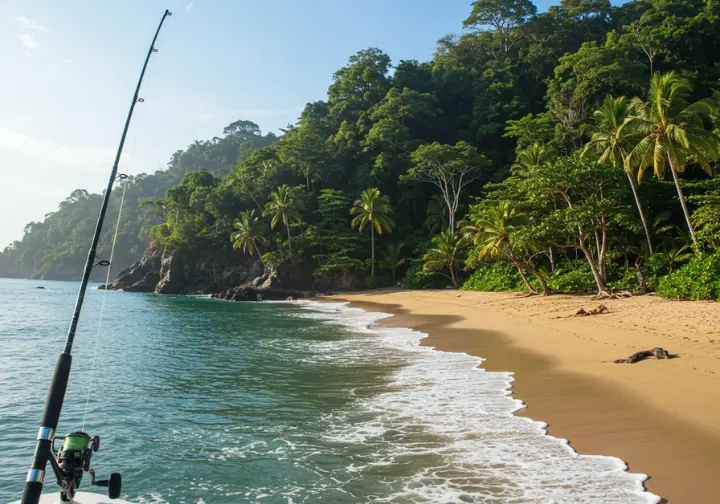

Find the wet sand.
xmin=331 ymin=290 xmax=720 ymax=504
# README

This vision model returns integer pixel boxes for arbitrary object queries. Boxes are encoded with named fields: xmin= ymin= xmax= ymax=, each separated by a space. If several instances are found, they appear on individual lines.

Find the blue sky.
xmin=0 ymin=0 xmax=566 ymax=248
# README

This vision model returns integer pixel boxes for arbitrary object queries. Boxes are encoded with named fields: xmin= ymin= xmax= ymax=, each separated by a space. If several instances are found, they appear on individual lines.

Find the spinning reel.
xmin=48 ymin=432 xmax=122 ymax=502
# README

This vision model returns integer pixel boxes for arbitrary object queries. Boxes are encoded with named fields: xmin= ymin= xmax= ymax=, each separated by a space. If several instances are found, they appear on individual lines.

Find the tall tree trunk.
xmin=448 ymin=207 xmax=455 ymax=238
xmin=371 ymin=226 xmax=375 ymax=277
xmin=528 ymin=266 xmax=549 ymax=295
xmin=514 ymin=264 xmax=538 ymax=294
xmin=509 ymin=253 xmax=548 ymax=295
xmin=625 ymin=170 xmax=654 ymax=255
xmin=579 ymin=243 xmax=608 ymax=293
xmin=449 ymin=261 xmax=457 ymax=288
xmin=254 ymin=244 xmax=264 ymax=266
xmin=286 ymin=220 xmax=293 ymax=256
xmin=667 ymin=156 xmax=699 ymax=248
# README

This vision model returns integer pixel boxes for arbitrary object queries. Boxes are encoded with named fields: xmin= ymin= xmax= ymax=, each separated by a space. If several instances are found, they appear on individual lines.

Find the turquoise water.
xmin=0 ymin=278 xmax=659 ymax=503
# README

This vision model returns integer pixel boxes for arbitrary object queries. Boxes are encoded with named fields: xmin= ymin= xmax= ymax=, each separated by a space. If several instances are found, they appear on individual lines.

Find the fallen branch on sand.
xmin=551 ymin=304 xmax=610 ymax=319
xmin=597 ymin=289 xmax=633 ymax=300
xmin=574 ymin=304 xmax=609 ymax=317
xmin=615 ymin=347 xmax=670 ymax=364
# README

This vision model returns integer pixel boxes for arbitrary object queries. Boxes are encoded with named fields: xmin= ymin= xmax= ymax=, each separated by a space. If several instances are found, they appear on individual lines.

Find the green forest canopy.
xmin=3 ymin=0 xmax=720 ymax=299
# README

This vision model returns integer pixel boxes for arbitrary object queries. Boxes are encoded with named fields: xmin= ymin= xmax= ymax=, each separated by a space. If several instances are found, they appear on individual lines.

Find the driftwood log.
xmin=574 ymin=304 xmax=609 ymax=317
xmin=615 ymin=347 xmax=670 ymax=364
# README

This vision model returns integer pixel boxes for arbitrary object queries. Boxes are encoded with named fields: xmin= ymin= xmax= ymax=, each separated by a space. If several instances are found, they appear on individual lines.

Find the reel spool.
xmin=49 ymin=432 xmax=121 ymax=502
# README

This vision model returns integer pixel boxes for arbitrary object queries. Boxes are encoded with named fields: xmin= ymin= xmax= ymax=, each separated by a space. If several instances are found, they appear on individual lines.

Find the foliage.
xmin=0 ymin=121 xmax=274 ymax=278
xmin=350 ymin=188 xmax=395 ymax=277
xmin=364 ymin=275 xmax=393 ymax=289
xmin=402 ymin=263 xmax=443 ymax=289
xmin=626 ymin=72 xmax=720 ymax=247
xmin=230 ymin=209 xmax=267 ymax=258
xmin=688 ymin=178 xmax=720 ymax=249
xmin=656 ymin=253 xmax=720 ymax=301
xmin=378 ymin=242 xmax=406 ymax=283
xmin=2 ymin=0 xmax=720 ymax=302
xmin=423 ymin=229 xmax=467 ymax=288
xmin=547 ymin=262 xmax=596 ymax=292
xmin=461 ymin=261 xmax=526 ymax=291
xmin=404 ymin=141 xmax=487 ymax=234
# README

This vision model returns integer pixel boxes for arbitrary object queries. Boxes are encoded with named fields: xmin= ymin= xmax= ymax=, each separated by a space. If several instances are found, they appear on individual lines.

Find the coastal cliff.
xmin=109 ymin=241 xmax=363 ymax=297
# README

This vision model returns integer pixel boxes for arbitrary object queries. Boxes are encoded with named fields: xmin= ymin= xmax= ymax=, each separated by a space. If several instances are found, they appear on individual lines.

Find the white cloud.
xmin=196 ymin=112 xmax=214 ymax=121
xmin=186 ymin=3 xmax=194 ymax=11
xmin=0 ymin=128 xmax=116 ymax=174
xmin=13 ymin=15 xmax=49 ymax=32
xmin=64 ymin=59 xmax=74 ymax=64
xmin=19 ymin=33 xmax=39 ymax=51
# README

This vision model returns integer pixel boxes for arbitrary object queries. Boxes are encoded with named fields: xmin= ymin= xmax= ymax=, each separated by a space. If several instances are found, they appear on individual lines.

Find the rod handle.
xmin=21 ymin=353 xmax=72 ymax=504
xmin=21 ymin=482 xmax=43 ymax=504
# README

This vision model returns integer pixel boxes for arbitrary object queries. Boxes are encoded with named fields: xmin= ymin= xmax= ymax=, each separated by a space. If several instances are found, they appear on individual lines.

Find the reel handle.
xmin=90 ymin=471 xmax=122 ymax=499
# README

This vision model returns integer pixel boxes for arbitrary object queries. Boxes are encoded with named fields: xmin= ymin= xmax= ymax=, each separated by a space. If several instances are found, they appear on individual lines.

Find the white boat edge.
xmin=9 ymin=492 xmax=131 ymax=504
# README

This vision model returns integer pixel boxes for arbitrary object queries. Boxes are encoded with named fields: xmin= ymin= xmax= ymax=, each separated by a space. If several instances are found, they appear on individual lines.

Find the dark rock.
xmin=155 ymin=249 xmax=185 ymax=294
xmin=259 ymin=272 xmax=283 ymax=290
xmin=110 ymin=244 xmax=162 ymax=292
xmin=247 ymin=260 xmax=264 ymax=283
xmin=615 ymin=347 xmax=671 ymax=364
xmin=314 ymin=270 xmax=364 ymax=292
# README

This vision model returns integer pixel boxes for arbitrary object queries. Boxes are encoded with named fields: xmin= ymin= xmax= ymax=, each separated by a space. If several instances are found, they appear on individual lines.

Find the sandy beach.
xmin=331 ymin=290 xmax=720 ymax=504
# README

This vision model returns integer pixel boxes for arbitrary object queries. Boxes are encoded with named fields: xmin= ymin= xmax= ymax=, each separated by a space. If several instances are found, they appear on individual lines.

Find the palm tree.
xmin=464 ymin=201 xmax=549 ymax=295
xmin=230 ymin=210 xmax=267 ymax=261
xmin=511 ymin=143 xmax=554 ymax=177
xmin=584 ymin=95 xmax=654 ymax=255
xmin=648 ymin=244 xmax=694 ymax=274
xmin=425 ymin=194 xmax=447 ymax=235
xmin=626 ymin=72 xmax=720 ymax=248
xmin=425 ymin=194 xmax=464 ymax=236
xmin=350 ymin=188 xmax=395 ymax=277
xmin=423 ymin=229 xmax=466 ymax=288
xmin=263 ymin=184 xmax=303 ymax=255
xmin=379 ymin=242 xmax=406 ymax=284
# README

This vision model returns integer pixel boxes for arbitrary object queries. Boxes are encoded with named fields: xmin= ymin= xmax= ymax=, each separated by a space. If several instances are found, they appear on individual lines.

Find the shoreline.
xmin=329 ymin=290 xmax=720 ymax=504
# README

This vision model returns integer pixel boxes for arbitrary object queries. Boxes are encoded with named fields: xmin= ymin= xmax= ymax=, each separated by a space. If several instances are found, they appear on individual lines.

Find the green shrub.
xmin=609 ymin=268 xmax=645 ymax=293
xmin=547 ymin=262 xmax=595 ymax=293
xmin=461 ymin=262 xmax=526 ymax=291
xmin=261 ymin=251 xmax=281 ymax=267
xmin=364 ymin=275 xmax=392 ymax=289
xmin=402 ymin=263 xmax=444 ymax=289
xmin=656 ymin=253 xmax=720 ymax=301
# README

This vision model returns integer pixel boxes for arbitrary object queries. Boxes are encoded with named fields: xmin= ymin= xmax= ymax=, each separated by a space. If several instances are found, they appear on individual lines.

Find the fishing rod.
xmin=21 ymin=10 xmax=172 ymax=504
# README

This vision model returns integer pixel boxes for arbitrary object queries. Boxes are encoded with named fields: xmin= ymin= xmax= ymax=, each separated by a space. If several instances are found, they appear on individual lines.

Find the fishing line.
xmin=80 ymin=116 xmax=140 ymax=431
xmin=81 ymin=177 xmax=128 ymax=432
xmin=79 ymin=17 xmax=150 ymax=431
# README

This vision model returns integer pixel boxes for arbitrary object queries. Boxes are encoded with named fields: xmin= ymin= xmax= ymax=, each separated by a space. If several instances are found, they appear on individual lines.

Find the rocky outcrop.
xmin=212 ymin=285 xmax=306 ymax=302
xmin=110 ymin=243 xmax=260 ymax=295
xmin=110 ymin=243 xmax=163 ymax=293
xmin=314 ymin=270 xmax=365 ymax=291
xmin=109 ymin=240 xmax=356 ymax=299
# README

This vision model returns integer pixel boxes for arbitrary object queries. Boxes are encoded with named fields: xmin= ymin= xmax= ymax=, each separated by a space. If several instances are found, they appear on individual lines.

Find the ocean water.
xmin=0 ymin=278 xmax=660 ymax=503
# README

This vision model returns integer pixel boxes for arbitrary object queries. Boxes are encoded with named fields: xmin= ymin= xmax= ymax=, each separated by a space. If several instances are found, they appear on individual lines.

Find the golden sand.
xmin=331 ymin=290 xmax=720 ymax=504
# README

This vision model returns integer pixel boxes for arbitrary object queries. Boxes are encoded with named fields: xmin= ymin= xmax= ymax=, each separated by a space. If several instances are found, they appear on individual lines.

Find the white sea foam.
xmin=293 ymin=300 xmax=661 ymax=504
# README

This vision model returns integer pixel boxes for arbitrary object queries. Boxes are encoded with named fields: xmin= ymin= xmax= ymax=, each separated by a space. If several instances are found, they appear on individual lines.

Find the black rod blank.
xmin=21 ymin=10 xmax=171 ymax=504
